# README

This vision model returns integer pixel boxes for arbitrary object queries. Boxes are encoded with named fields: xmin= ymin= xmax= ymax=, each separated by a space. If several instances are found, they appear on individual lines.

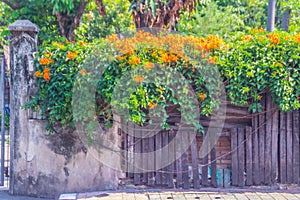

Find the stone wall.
xmin=8 ymin=20 xmax=122 ymax=198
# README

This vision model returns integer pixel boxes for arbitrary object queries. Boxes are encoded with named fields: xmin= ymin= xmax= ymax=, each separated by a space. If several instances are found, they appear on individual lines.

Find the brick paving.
xmin=76 ymin=190 xmax=300 ymax=200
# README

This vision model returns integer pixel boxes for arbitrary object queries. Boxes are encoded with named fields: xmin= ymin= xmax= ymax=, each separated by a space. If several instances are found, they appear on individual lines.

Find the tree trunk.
xmin=55 ymin=0 xmax=92 ymax=41
xmin=96 ymin=0 xmax=106 ymax=18
xmin=130 ymin=0 xmax=196 ymax=31
xmin=267 ymin=0 xmax=276 ymax=31
xmin=281 ymin=0 xmax=290 ymax=32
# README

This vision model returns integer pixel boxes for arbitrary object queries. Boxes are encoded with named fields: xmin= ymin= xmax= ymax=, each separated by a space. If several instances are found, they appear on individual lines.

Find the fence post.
xmin=8 ymin=20 xmax=39 ymax=194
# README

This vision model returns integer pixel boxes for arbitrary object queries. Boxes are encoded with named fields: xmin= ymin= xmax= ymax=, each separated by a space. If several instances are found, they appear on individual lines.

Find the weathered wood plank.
xmin=258 ymin=95 xmax=266 ymax=184
xmin=162 ymin=132 xmax=169 ymax=185
xmin=252 ymin=114 xmax=260 ymax=185
xmin=265 ymin=94 xmax=272 ymax=185
xmin=231 ymin=128 xmax=238 ymax=186
xmin=142 ymin=136 xmax=148 ymax=184
xmin=238 ymin=128 xmax=245 ymax=187
xmin=211 ymin=146 xmax=217 ymax=187
xmin=190 ymin=134 xmax=200 ymax=189
xmin=134 ymin=128 xmax=142 ymax=185
xmin=292 ymin=110 xmax=300 ymax=184
xmin=176 ymin=132 xmax=183 ymax=188
xmin=148 ymin=135 xmax=155 ymax=186
xmin=246 ymin=126 xmax=253 ymax=186
xmin=286 ymin=112 xmax=293 ymax=184
xmin=181 ymin=132 xmax=190 ymax=189
xmin=202 ymin=132 xmax=209 ymax=187
xmin=155 ymin=131 xmax=162 ymax=185
xmin=127 ymin=123 xmax=134 ymax=178
xmin=280 ymin=112 xmax=287 ymax=184
xmin=167 ymin=131 xmax=175 ymax=188
xmin=271 ymin=104 xmax=279 ymax=184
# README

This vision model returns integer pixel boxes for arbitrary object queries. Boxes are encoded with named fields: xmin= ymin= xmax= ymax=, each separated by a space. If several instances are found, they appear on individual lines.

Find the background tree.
xmin=0 ymin=0 xmax=106 ymax=41
xmin=128 ymin=0 xmax=197 ymax=31
xmin=267 ymin=0 xmax=276 ymax=31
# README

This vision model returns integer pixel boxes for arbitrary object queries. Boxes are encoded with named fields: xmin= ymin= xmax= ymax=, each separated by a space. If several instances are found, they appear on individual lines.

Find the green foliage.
xmin=0 ymin=0 xmax=59 ymax=45
xmin=179 ymin=1 xmax=244 ymax=38
xmin=214 ymin=0 xmax=268 ymax=28
xmin=75 ymin=0 xmax=134 ymax=40
xmin=26 ymin=38 xmax=91 ymax=128
xmin=278 ymin=0 xmax=300 ymax=33
xmin=0 ymin=112 xmax=9 ymax=131
xmin=217 ymin=29 xmax=300 ymax=112
xmin=27 ymin=32 xmax=226 ymax=132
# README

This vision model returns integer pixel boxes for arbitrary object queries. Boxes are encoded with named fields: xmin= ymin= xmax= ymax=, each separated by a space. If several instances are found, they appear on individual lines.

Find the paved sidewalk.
xmin=75 ymin=189 xmax=300 ymax=200
xmin=0 ymin=189 xmax=54 ymax=200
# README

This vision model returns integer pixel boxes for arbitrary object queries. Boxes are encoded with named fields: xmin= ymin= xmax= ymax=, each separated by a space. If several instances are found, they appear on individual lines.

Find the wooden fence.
xmin=121 ymin=94 xmax=300 ymax=188
xmin=122 ymin=128 xmax=221 ymax=189
xmin=231 ymin=94 xmax=299 ymax=187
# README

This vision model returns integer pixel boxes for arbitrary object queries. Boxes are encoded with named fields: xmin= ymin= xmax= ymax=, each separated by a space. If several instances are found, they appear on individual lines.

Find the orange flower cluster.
xmin=294 ymin=33 xmax=300 ymax=44
xmin=207 ymin=56 xmax=216 ymax=64
xmin=161 ymin=52 xmax=178 ymax=64
xmin=132 ymin=75 xmax=144 ymax=83
xmin=158 ymin=87 xmax=163 ymax=93
xmin=79 ymin=41 xmax=86 ymax=46
xmin=52 ymin=41 xmax=65 ymax=49
xmin=66 ymin=51 xmax=77 ymax=59
xmin=148 ymin=102 xmax=157 ymax=109
xmin=79 ymin=69 xmax=86 ymax=76
xmin=257 ymin=35 xmax=265 ymax=41
xmin=144 ymin=62 xmax=155 ymax=70
xmin=44 ymin=52 xmax=51 ymax=58
xmin=34 ymin=71 xmax=42 ymax=77
xmin=284 ymin=35 xmax=291 ymax=41
xmin=204 ymin=35 xmax=224 ymax=50
xmin=128 ymin=56 xmax=140 ymax=65
xmin=106 ymin=31 xmax=224 ymax=60
xmin=40 ymin=58 xmax=54 ymax=65
xmin=242 ymin=35 xmax=254 ymax=42
xmin=43 ymin=67 xmax=50 ymax=82
xmin=268 ymin=33 xmax=280 ymax=44
xmin=198 ymin=93 xmax=207 ymax=100
xmin=252 ymin=27 xmax=265 ymax=33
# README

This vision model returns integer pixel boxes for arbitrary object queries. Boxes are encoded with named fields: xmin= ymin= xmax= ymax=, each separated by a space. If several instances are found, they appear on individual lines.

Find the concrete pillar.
xmin=8 ymin=20 xmax=39 ymax=195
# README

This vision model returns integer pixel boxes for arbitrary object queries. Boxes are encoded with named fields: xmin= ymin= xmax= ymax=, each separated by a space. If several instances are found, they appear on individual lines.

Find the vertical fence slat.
xmin=265 ymin=95 xmax=272 ymax=185
xmin=167 ymin=131 xmax=175 ymax=188
xmin=181 ymin=131 xmax=190 ymax=189
xmin=148 ymin=135 xmax=155 ymax=186
xmin=191 ymin=135 xmax=200 ymax=189
xmin=142 ymin=137 xmax=148 ymax=184
xmin=155 ymin=131 xmax=162 ymax=185
xmin=162 ymin=132 xmax=168 ymax=185
xmin=127 ymin=123 xmax=134 ymax=178
xmin=202 ymin=152 xmax=208 ymax=186
xmin=286 ymin=112 xmax=293 ymax=184
xmin=246 ymin=126 xmax=253 ymax=186
xmin=271 ymin=104 xmax=279 ymax=184
xmin=176 ymin=131 xmax=183 ymax=187
xmin=292 ymin=111 xmax=299 ymax=184
xmin=280 ymin=112 xmax=287 ymax=184
xmin=134 ymin=127 xmax=141 ymax=185
xmin=211 ymin=146 xmax=217 ymax=187
xmin=201 ymin=132 xmax=209 ymax=187
xmin=252 ymin=114 xmax=260 ymax=185
xmin=258 ymin=95 xmax=266 ymax=184
xmin=238 ymin=128 xmax=245 ymax=187
xmin=231 ymin=128 xmax=238 ymax=186
xmin=123 ymin=123 xmax=128 ymax=175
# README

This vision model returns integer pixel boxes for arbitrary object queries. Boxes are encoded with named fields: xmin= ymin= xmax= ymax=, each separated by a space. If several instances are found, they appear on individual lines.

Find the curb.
xmin=58 ymin=193 xmax=77 ymax=200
